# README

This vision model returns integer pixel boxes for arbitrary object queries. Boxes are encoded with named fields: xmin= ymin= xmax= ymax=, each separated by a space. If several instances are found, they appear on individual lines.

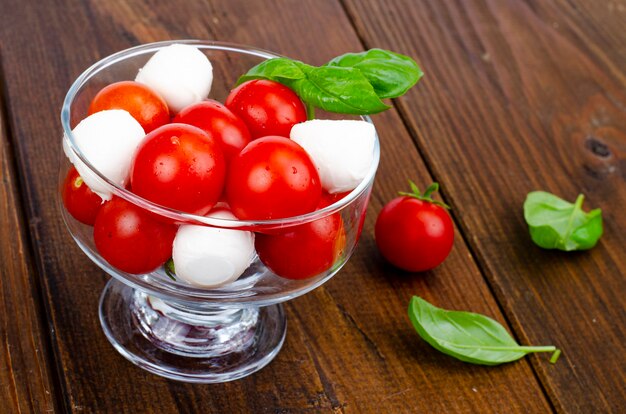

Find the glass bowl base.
xmin=99 ymin=278 xmax=286 ymax=383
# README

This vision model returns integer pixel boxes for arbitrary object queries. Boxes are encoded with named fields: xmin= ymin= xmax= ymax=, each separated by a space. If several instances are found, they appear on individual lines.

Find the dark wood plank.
xmin=0 ymin=61 xmax=58 ymax=412
xmin=341 ymin=0 xmax=626 ymax=412
xmin=0 ymin=0 xmax=554 ymax=412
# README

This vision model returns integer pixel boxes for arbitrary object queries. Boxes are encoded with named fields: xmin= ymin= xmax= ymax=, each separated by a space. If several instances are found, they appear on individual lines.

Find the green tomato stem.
xmin=549 ymin=349 xmax=562 ymax=364
xmin=73 ymin=176 xmax=84 ymax=189
xmin=398 ymin=180 xmax=451 ymax=209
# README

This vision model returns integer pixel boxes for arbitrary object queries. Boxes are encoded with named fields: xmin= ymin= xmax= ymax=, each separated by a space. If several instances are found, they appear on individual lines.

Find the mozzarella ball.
xmin=290 ymin=120 xmax=376 ymax=193
xmin=63 ymin=109 xmax=145 ymax=200
xmin=172 ymin=209 xmax=255 ymax=288
xmin=135 ymin=44 xmax=213 ymax=113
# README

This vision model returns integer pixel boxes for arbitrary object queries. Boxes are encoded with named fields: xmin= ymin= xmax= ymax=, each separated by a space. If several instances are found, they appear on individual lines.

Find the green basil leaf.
xmin=326 ymin=48 xmax=423 ymax=99
xmin=408 ymin=297 xmax=559 ymax=365
xmin=236 ymin=58 xmax=306 ymax=85
xmin=291 ymin=63 xmax=389 ymax=114
xmin=523 ymin=191 xmax=603 ymax=251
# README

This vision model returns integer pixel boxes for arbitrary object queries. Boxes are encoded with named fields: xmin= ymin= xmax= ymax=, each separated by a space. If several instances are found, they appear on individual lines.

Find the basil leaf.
xmin=326 ymin=48 xmax=423 ymax=99
xmin=408 ymin=297 xmax=560 ymax=365
xmin=236 ymin=58 xmax=305 ymax=85
xmin=523 ymin=191 xmax=603 ymax=251
xmin=291 ymin=63 xmax=389 ymax=114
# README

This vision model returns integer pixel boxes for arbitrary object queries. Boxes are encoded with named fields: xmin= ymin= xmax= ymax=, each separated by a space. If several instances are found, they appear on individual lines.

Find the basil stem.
xmin=306 ymin=102 xmax=316 ymax=120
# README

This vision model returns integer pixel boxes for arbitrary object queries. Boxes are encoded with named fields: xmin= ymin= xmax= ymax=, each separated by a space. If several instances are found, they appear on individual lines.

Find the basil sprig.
xmin=237 ymin=49 xmax=422 ymax=115
xmin=523 ymin=191 xmax=603 ymax=251
xmin=408 ymin=297 xmax=560 ymax=365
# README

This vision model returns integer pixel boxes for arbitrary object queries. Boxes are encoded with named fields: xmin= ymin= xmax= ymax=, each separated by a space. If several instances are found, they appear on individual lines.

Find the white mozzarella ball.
xmin=64 ymin=110 xmax=145 ymax=201
xmin=172 ymin=209 xmax=255 ymax=288
xmin=135 ymin=44 xmax=213 ymax=113
xmin=290 ymin=119 xmax=376 ymax=193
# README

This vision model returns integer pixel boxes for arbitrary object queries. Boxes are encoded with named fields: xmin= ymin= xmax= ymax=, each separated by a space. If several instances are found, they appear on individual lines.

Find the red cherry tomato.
xmin=173 ymin=100 xmax=251 ymax=164
xmin=226 ymin=136 xmax=321 ymax=220
xmin=256 ymin=212 xmax=346 ymax=280
xmin=88 ymin=81 xmax=169 ymax=133
xmin=61 ymin=166 xmax=103 ymax=225
xmin=93 ymin=197 xmax=177 ymax=274
xmin=319 ymin=191 xmax=351 ymax=208
xmin=130 ymin=123 xmax=226 ymax=215
xmin=225 ymin=80 xmax=307 ymax=139
xmin=375 ymin=183 xmax=454 ymax=272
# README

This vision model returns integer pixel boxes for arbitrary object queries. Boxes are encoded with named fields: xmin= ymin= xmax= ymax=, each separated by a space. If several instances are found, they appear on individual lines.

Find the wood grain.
xmin=0 ymin=59 xmax=58 ymax=412
xmin=0 ymin=0 xmax=578 ymax=412
xmin=341 ymin=0 xmax=626 ymax=412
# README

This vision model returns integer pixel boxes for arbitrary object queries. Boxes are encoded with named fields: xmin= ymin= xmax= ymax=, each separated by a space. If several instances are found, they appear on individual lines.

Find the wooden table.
xmin=1 ymin=1 xmax=624 ymax=412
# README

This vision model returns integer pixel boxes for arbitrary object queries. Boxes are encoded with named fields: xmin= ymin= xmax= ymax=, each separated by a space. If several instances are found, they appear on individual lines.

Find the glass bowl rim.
xmin=60 ymin=39 xmax=380 ymax=230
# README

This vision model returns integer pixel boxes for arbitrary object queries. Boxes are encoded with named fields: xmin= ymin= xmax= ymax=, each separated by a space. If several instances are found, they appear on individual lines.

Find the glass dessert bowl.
xmin=59 ymin=40 xmax=379 ymax=383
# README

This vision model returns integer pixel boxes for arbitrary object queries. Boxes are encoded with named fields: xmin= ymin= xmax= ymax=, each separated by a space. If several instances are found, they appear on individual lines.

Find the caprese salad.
xmin=62 ymin=43 xmax=422 ymax=287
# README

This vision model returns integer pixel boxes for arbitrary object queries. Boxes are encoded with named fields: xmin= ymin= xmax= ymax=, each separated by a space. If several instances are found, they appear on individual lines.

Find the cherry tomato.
xmin=319 ymin=191 xmax=351 ymax=208
xmin=375 ymin=182 xmax=454 ymax=272
xmin=225 ymin=80 xmax=307 ymax=139
xmin=61 ymin=166 xmax=103 ymax=225
xmin=226 ymin=136 xmax=321 ymax=220
xmin=173 ymin=100 xmax=251 ymax=164
xmin=88 ymin=81 xmax=169 ymax=133
xmin=130 ymin=123 xmax=226 ymax=215
xmin=93 ymin=197 xmax=177 ymax=274
xmin=256 ymin=212 xmax=346 ymax=280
